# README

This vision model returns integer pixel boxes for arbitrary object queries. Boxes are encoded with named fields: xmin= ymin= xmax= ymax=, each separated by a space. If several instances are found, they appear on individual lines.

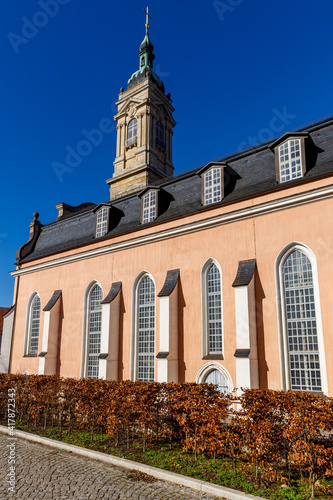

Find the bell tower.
xmin=106 ymin=9 xmax=176 ymax=201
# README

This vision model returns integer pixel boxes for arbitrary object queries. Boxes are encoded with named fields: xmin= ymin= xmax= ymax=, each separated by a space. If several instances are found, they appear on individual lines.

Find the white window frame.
xmin=204 ymin=167 xmax=222 ymax=205
xmin=142 ymin=191 xmax=157 ymax=224
xmin=278 ymin=139 xmax=303 ymax=183
xmin=81 ymin=281 xmax=103 ymax=379
xmin=95 ymin=206 xmax=109 ymax=238
xmin=24 ymin=292 xmax=41 ymax=356
xmin=275 ymin=242 xmax=328 ymax=394
xmin=130 ymin=271 xmax=156 ymax=382
xmin=126 ymin=118 xmax=137 ymax=146
xmin=196 ymin=361 xmax=233 ymax=394
xmin=201 ymin=258 xmax=224 ymax=358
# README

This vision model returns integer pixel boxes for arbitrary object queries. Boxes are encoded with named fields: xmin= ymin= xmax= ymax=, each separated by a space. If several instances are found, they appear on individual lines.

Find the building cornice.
xmin=11 ymin=184 xmax=333 ymax=277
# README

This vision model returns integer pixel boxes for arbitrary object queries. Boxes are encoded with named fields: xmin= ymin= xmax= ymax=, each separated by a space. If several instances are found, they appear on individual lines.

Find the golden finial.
xmin=143 ymin=6 xmax=152 ymax=29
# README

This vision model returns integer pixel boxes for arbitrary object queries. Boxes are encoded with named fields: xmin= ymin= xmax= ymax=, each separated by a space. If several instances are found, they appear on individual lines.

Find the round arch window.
xmin=204 ymin=369 xmax=228 ymax=394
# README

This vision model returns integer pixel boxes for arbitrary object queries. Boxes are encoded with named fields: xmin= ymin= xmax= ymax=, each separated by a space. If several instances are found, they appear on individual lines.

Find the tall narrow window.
xmin=207 ymin=264 xmax=223 ymax=354
xmin=156 ymin=121 xmax=165 ymax=148
xmin=137 ymin=276 xmax=155 ymax=381
xmin=279 ymin=139 xmax=302 ymax=182
xmin=127 ymin=118 xmax=137 ymax=146
xmin=142 ymin=191 xmax=156 ymax=224
xmin=282 ymin=250 xmax=322 ymax=391
xmin=25 ymin=294 xmax=41 ymax=355
xmin=95 ymin=207 xmax=109 ymax=238
xmin=87 ymin=284 xmax=103 ymax=378
xmin=202 ymin=260 xmax=223 ymax=358
xmin=204 ymin=168 xmax=222 ymax=205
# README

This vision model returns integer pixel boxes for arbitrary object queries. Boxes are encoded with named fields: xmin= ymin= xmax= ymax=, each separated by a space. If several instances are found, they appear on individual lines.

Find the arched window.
xmin=201 ymin=259 xmax=223 ymax=358
xmin=127 ymin=118 xmax=137 ymax=146
xmin=196 ymin=362 xmax=232 ymax=394
xmin=156 ymin=121 xmax=164 ymax=148
xmin=82 ymin=283 xmax=103 ymax=379
xmin=282 ymin=250 xmax=321 ymax=391
xmin=276 ymin=244 xmax=327 ymax=393
xmin=131 ymin=273 xmax=155 ymax=381
xmin=25 ymin=293 xmax=41 ymax=355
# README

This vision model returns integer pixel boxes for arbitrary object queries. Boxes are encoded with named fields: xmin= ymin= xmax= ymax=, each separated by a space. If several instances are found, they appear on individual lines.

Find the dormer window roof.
xmin=270 ymin=132 xmax=309 ymax=184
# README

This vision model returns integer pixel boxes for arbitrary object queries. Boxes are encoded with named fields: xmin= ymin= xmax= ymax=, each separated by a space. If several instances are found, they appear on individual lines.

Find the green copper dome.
xmin=127 ymin=27 xmax=165 ymax=92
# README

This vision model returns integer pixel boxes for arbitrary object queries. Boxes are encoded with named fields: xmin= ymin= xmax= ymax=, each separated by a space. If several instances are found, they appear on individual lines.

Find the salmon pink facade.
xmin=2 ymin=26 xmax=333 ymax=397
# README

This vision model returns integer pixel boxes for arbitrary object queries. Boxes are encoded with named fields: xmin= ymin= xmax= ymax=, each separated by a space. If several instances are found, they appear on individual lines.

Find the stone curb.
xmin=0 ymin=425 xmax=266 ymax=500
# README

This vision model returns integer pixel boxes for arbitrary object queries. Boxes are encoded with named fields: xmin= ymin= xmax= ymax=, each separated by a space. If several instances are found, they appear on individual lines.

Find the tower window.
xmin=127 ymin=118 xmax=137 ymax=146
xmin=204 ymin=167 xmax=222 ymax=205
xmin=95 ymin=207 xmax=109 ymax=238
xmin=156 ymin=121 xmax=165 ymax=148
xmin=142 ymin=191 xmax=156 ymax=224
xmin=279 ymin=139 xmax=302 ymax=182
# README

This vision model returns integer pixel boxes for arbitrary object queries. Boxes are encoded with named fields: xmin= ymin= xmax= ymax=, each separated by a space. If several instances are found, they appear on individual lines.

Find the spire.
xmin=127 ymin=7 xmax=164 ymax=92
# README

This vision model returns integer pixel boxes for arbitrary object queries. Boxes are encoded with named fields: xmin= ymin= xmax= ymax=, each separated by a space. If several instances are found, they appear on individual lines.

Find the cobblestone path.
xmin=0 ymin=435 xmax=219 ymax=500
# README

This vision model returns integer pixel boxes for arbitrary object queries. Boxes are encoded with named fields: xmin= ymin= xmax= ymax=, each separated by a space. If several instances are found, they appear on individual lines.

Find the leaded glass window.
xmin=142 ymin=191 xmax=156 ymax=224
xmin=207 ymin=264 xmax=222 ymax=354
xmin=127 ymin=118 xmax=137 ymax=146
xmin=96 ymin=207 xmax=108 ymax=238
xmin=204 ymin=168 xmax=222 ymax=205
xmin=283 ymin=250 xmax=322 ymax=391
xmin=204 ymin=369 xmax=228 ymax=394
xmin=279 ymin=139 xmax=302 ymax=183
xmin=137 ymin=276 xmax=155 ymax=382
xmin=27 ymin=295 xmax=41 ymax=355
xmin=87 ymin=285 xmax=103 ymax=379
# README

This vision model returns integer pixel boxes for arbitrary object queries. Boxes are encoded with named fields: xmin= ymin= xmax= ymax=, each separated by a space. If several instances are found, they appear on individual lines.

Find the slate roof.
xmin=17 ymin=118 xmax=333 ymax=264
xmin=232 ymin=260 xmax=256 ymax=287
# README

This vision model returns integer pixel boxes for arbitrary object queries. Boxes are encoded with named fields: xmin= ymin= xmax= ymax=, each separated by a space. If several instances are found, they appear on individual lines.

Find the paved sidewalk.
xmin=0 ymin=434 xmax=219 ymax=500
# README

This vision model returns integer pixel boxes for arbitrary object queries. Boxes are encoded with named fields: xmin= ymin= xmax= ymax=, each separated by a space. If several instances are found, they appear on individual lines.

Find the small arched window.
xmin=204 ymin=369 xmax=228 ymax=394
xmin=156 ymin=121 xmax=164 ymax=148
xmin=201 ymin=260 xmax=223 ymax=358
xmin=281 ymin=249 xmax=322 ymax=391
xmin=132 ymin=273 xmax=155 ymax=382
xmin=83 ymin=283 xmax=103 ymax=379
xmin=196 ymin=362 xmax=232 ymax=394
xmin=127 ymin=118 xmax=137 ymax=146
xmin=25 ymin=293 xmax=41 ymax=355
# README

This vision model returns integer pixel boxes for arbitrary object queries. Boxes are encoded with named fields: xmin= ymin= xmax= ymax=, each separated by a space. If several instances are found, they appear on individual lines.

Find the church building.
xmin=2 ymin=18 xmax=333 ymax=396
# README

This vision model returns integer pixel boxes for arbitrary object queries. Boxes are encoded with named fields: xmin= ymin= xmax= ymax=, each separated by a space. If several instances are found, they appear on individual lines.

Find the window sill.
xmin=23 ymin=354 xmax=37 ymax=358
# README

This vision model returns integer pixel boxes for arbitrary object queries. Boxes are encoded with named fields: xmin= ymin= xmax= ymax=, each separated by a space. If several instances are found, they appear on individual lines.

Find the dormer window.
xmin=156 ymin=121 xmax=165 ymax=149
xmin=279 ymin=139 xmax=302 ymax=182
xmin=95 ymin=206 xmax=109 ymax=238
xmin=271 ymin=132 xmax=309 ymax=184
xmin=127 ymin=118 xmax=137 ymax=146
xmin=142 ymin=190 xmax=156 ymax=224
xmin=204 ymin=167 xmax=222 ymax=205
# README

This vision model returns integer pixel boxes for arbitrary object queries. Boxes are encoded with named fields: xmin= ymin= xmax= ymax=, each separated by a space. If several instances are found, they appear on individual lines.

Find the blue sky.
xmin=1 ymin=0 xmax=333 ymax=305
